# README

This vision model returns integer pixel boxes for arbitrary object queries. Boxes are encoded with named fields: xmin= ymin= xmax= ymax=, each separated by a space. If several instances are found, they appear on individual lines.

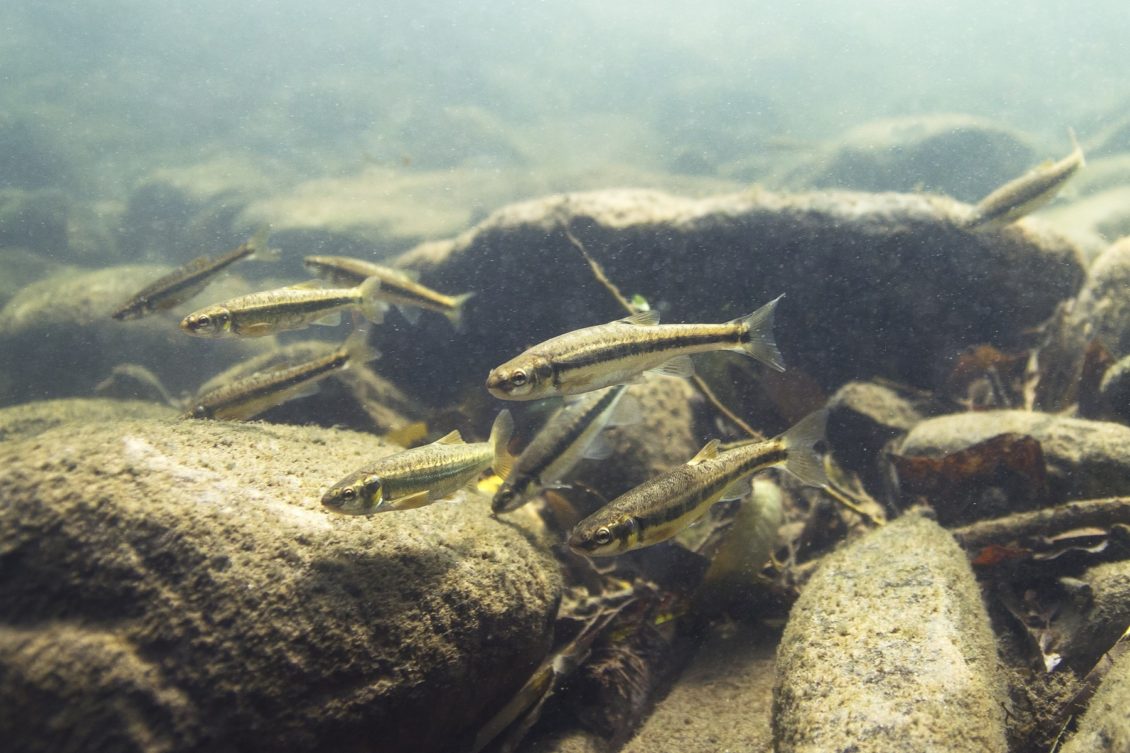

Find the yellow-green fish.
xmin=180 ymin=277 xmax=383 ymax=337
xmin=304 ymin=255 xmax=474 ymax=328
xmin=964 ymin=131 xmax=1085 ymax=230
xmin=322 ymin=410 xmax=514 ymax=515
xmin=486 ymin=296 xmax=785 ymax=401
xmin=492 ymin=385 xmax=637 ymax=513
xmin=111 ymin=227 xmax=274 ymax=320
xmin=184 ymin=330 xmax=378 ymax=421
xmin=567 ymin=410 xmax=827 ymax=556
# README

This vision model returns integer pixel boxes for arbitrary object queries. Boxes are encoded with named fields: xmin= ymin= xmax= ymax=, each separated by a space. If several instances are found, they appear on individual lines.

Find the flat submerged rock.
xmin=0 ymin=404 xmax=561 ymax=753
xmin=773 ymin=511 xmax=1007 ymax=753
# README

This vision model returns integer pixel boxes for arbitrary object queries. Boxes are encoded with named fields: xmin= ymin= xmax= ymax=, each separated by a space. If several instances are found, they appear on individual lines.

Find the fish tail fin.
xmin=247 ymin=225 xmax=280 ymax=261
xmin=489 ymin=409 xmax=515 ymax=480
xmin=342 ymin=328 xmax=380 ymax=364
xmin=731 ymin=294 xmax=786 ymax=372
xmin=445 ymin=291 xmax=476 ymax=330
xmin=357 ymin=276 xmax=387 ymax=324
xmin=780 ymin=409 xmax=828 ymax=488
xmin=1068 ymin=127 xmax=1086 ymax=167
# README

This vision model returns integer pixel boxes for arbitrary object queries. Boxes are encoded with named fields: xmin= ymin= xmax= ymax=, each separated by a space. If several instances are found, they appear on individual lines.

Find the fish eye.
xmin=197 ymin=314 xmax=211 ymax=327
xmin=192 ymin=405 xmax=207 ymax=418
xmin=341 ymin=487 xmax=356 ymax=500
xmin=594 ymin=526 xmax=612 ymax=546
xmin=510 ymin=370 xmax=528 ymax=386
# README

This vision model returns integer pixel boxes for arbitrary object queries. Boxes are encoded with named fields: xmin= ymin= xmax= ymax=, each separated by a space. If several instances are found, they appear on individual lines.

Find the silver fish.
xmin=486 ymin=296 xmax=785 ymax=401
xmin=568 ymin=410 xmax=827 ymax=556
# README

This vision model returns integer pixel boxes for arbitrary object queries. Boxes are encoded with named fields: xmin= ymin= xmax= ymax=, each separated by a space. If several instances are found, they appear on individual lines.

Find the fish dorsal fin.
xmin=616 ymin=310 xmax=660 ymax=326
xmin=396 ymin=304 xmax=422 ymax=325
xmin=687 ymin=438 xmax=720 ymax=465
xmin=434 ymin=429 xmax=465 ymax=445
xmin=285 ymin=279 xmax=325 ymax=290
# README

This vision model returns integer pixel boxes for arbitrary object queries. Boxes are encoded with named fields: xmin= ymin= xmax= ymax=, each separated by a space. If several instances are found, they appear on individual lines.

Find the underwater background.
xmin=3 ymin=1 xmax=1130 ymax=752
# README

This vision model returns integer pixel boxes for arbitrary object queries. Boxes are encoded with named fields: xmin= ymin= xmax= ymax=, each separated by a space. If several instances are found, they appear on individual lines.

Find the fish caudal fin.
xmin=780 ymin=409 xmax=828 ymax=488
xmin=342 ymin=329 xmax=381 ymax=364
xmin=445 ymin=292 xmax=476 ymax=330
xmin=489 ymin=409 xmax=515 ymax=480
xmin=732 ymin=294 xmax=786 ymax=372
xmin=357 ymin=276 xmax=386 ymax=324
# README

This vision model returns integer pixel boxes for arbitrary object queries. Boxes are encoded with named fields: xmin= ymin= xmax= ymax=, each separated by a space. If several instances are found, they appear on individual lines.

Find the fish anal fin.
xmin=646 ymin=355 xmax=694 ymax=380
xmin=582 ymin=433 xmax=614 ymax=460
xmin=720 ymin=478 xmax=751 ymax=501
xmin=313 ymin=310 xmax=343 ymax=327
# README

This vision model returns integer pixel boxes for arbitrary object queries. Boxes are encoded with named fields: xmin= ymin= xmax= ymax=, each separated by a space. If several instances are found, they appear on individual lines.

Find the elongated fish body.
xmin=184 ymin=331 xmax=378 ymax=421
xmin=965 ymin=133 xmax=1085 ymax=230
xmin=568 ymin=410 xmax=828 ymax=556
xmin=493 ymin=385 xmax=634 ymax=513
xmin=486 ymin=296 xmax=785 ymax=401
xmin=304 ymin=255 xmax=473 ymax=327
xmin=112 ymin=227 xmax=272 ymax=320
xmin=180 ymin=276 xmax=384 ymax=337
xmin=322 ymin=410 xmax=514 ymax=515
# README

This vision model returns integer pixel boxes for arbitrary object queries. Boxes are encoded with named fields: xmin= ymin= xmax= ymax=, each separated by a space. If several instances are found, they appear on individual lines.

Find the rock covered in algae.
xmin=384 ymin=187 xmax=1083 ymax=405
xmin=1050 ymin=558 xmax=1130 ymax=673
xmin=1060 ymin=641 xmax=1130 ymax=753
xmin=896 ymin=410 xmax=1130 ymax=513
xmin=773 ymin=511 xmax=1007 ymax=753
xmin=0 ymin=265 xmax=272 ymax=407
xmin=0 ymin=402 xmax=561 ymax=753
xmin=778 ymin=114 xmax=1036 ymax=202
xmin=1076 ymin=235 xmax=1130 ymax=358
xmin=0 ymin=397 xmax=175 ymax=444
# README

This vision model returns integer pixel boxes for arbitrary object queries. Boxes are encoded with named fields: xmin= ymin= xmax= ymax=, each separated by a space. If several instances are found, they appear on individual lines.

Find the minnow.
xmin=567 ymin=410 xmax=827 ymax=556
xmin=180 ymin=276 xmax=384 ymax=337
xmin=321 ymin=410 xmax=514 ymax=514
xmin=304 ymin=255 xmax=474 ymax=328
xmin=184 ymin=330 xmax=378 ymax=421
xmin=964 ymin=130 xmax=1085 ymax=230
xmin=493 ymin=385 xmax=638 ymax=513
xmin=111 ymin=226 xmax=275 ymax=320
xmin=486 ymin=296 xmax=785 ymax=401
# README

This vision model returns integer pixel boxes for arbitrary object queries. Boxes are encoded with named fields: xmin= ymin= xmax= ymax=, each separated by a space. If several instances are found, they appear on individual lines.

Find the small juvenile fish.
xmin=964 ymin=131 xmax=1085 ymax=230
xmin=567 ymin=410 xmax=828 ymax=556
xmin=112 ymin=226 xmax=274 ymax=320
xmin=184 ymin=330 xmax=378 ymax=421
xmin=322 ymin=410 xmax=514 ymax=514
xmin=486 ymin=296 xmax=785 ymax=401
xmin=493 ymin=385 xmax=637 ymax=513
xmin=180 ymin=276 xmax=384 ymax=337
xmin=304 ymin=255 xmax=474 ymax=328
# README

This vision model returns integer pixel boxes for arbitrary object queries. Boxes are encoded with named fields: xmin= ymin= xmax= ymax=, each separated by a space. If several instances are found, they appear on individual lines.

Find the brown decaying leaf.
xmin=891 ymin=432 xmax=1052 ymax=525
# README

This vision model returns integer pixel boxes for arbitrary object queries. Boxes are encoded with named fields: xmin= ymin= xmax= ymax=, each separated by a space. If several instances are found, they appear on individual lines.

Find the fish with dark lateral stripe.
xmin=486 ymin=295 xmax=785 ymax=401
xmin=568 ymin=410 xmax=828 ymax=556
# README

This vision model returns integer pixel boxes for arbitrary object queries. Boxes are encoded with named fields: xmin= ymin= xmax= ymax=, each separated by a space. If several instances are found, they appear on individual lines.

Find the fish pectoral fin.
xmin=433 ymin=429 xmax=465 ymax=445
xmin=389 ymin=490 xmax=433 ymax=510
xmin=615 ymin=310 xmax=661 ymax=326
xmin=720 ymin=478 xmax=751 ymax=501
xmin=240 ymin=322 xmax=275 ymax=337
xmin=581 ymin=433 xmax=615 ymax=460
xmin=312 ymin=311 xmax=343 ymax=327
xmin=687 ymin=438 xmax=721 ymax=465
xmin=646 ymin=355 xmax=695 ymax=379
xmin=396 ymin=304 xmax=422 ymax=325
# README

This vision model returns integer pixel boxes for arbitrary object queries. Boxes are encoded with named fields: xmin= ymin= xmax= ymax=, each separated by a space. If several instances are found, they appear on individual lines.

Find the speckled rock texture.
xmin=773 ymin=511 xmax=1007 ymax=753
xmin=1076 ymin=236 xmax=1130 ymax=358
xmin=1099 ymin=354 xmax=1130 ymax=423
xmin=896 ymin=410 xmax=1130 ymax=510
xmin=1060 ymin=642 xmax=1130 ymax=753
xmin=0 ymin=397 xmax=176 ymax=443
xmin=0 ymin=401 xmax=561 ymax=753
xmin=381 ymin=188 xmax=1083 ymax=406
xmin=0 ymin=265 xmax=271 ymax=406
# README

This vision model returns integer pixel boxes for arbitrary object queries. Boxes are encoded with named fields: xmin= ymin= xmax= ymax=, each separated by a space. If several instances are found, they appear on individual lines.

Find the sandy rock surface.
xmin=0 ymin=402 xmax=561 ymax=753
xmin=1060 ymin=641 xmax=1130 ymax=753
xmin=773 ymin=511 xmax=1007 ymax=753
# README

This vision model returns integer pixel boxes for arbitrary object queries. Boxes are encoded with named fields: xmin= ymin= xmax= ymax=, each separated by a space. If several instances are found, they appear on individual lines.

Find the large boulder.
xmin=0 ymin=403 xmax=562 ymax=753
xmin=381 ymin=188 xmax=1083 ymax=405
